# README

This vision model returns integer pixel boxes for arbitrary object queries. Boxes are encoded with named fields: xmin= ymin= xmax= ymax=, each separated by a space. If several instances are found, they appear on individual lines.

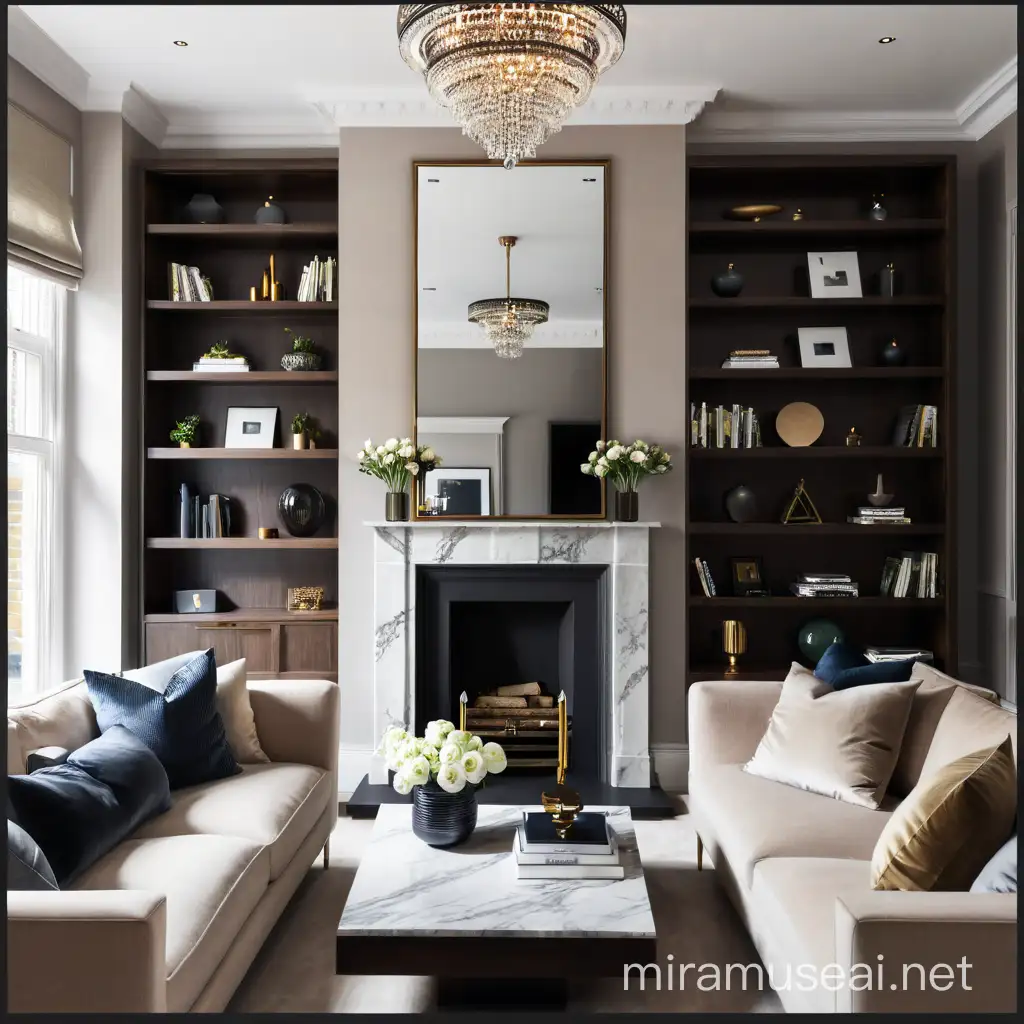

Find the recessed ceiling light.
xmin=173 ymin=40 xmax=188 ymax=47
xmin=878 ymin=36 xmax=896 ymax=44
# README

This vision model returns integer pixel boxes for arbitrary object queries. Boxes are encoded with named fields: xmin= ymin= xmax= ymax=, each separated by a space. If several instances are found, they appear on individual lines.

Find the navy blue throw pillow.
xmin=970 ymin=835 xmax=1017 ymax=893
xmin=85 ymin=649 xmax=239 ymax=789
xmin=7 ymin=725 xmax=171 ymax=886
xmin=8 ymin=819 xmax=59 ymax=891
xmin=815 ymin=642 xmax=916 ymax=690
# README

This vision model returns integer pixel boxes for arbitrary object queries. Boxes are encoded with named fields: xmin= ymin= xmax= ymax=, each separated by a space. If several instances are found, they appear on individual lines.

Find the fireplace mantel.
xmin=367 ymin=521 xmax=659 ymax=788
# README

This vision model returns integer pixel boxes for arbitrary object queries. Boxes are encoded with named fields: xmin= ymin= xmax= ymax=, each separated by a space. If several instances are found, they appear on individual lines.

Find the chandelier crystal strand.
xmin=398 ymin=5 xmax=627 ymax=169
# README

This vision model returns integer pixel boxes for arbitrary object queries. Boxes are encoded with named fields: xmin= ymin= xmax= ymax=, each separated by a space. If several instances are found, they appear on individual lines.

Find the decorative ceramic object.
xmin=281 ymin=351 xmax=322 ymax=371
xmin=846 ymin=427 xmax=862 ymax=447
xmin=727 ymin=203 xmax=783 ymax=222
xmin=411 ymin=781 xmax=478 ymax=848
xmin=880 ymin=337 xmax=907 ymax=367
xmin=292 ymin=432 xmax=307 ymax=450
xmin=385 ymin=492 xmax=409 ymax=522
xmin=869 ymin=194 xmax=887 ymax=221
xmin=797 ymin=619 xmax=846 ymax=663
xmin=867 ymin=474 xmax=893 ymax=507
xmin=711 ymin=263 xmax=744 ymax=298
xmin=725 ymin=484 xmax=758 ymax=523
xmin=255 ymin=196 xmax=287 ymax=225
xmin=792 ymin=208 xmax=804 ymax=221
xmin=615 ymin=490 xmax=639 ymax=522
xmin=183 ymin=194 xmax=224 ymax=224
xmin=278 ymin=484 xmax=327 ymax=537
xmin=776 ymin=402 xmax=824 ymax=447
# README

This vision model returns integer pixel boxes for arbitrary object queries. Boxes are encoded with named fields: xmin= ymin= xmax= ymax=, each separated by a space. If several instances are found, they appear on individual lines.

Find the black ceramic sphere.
xmin=725 ymin=484 xmax=758 ymax=523
xmin=711 ymin=264 xmax=744 ymax=298
xmin=277 ymin=484 xmax=327 ymax=537
xmin=412 ymin=781 xmax=478 ymax=847
xmin=880 ymin=338 xmax=907 ymax=367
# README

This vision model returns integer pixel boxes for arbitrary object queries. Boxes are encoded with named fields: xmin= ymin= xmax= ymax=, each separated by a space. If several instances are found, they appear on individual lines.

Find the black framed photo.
xmin=730 ymin=556 xmax=768 ymax=597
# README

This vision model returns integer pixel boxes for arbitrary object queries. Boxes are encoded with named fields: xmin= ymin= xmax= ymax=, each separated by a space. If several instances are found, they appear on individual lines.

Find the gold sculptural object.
xmin=541 ymin=691 xmax=583 ymax=838
xmin=458 ymin=690 xmax=467 ymax=732
xmin=723 ymin=619 xmax=747 ymax=678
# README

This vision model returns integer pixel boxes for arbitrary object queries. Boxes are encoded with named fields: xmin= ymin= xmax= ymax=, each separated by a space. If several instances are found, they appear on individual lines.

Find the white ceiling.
xmin=9 ymin=5 xmax=1018 ymax=146
xmin=417 ymin=164 xmax=604 ymax=349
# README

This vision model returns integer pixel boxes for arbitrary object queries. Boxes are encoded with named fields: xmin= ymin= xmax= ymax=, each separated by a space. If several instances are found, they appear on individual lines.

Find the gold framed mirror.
xmin=413 ymin=160 xmax=609 ymax=520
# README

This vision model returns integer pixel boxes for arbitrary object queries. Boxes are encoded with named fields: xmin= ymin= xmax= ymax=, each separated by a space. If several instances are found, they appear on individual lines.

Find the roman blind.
xmin=7 ymin=103 xmax=83 ymax=288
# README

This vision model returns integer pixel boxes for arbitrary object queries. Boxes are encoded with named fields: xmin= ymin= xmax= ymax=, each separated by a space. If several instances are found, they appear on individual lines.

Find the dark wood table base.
xmin=436 ymin=978 xmax=568 ymax=1011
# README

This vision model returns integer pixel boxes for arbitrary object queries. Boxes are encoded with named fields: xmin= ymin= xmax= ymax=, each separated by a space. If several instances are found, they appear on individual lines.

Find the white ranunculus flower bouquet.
xmin=380 ymin=721 xmax=506 ymax=796
xmin=357 ymin=436 xmax=443 ymax=493
xmin=580 ymin=438 xmax=673 ymax=493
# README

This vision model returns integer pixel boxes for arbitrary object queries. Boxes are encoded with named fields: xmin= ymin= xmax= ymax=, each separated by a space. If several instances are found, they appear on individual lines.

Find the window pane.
xmin=7 ymin=345 xmax=43 ymax=438
xmin=8 ymin=450 xmax=44 ymax=703
xmin=6 ymin=263 xmax=56 ymax=340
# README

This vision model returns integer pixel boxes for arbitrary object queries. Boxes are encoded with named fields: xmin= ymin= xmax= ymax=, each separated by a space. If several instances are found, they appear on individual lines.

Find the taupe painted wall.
xmin=418 ymin=346 xmax=603 ymax=514
xmin=337 ymin=126 xmax=687 ymax=788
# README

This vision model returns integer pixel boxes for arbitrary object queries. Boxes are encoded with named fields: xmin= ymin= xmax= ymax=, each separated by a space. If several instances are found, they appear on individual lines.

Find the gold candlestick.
xmin=458 ymin=691 xmax=467 ymax=732
xmin=261 ymin=269 xmax=270 ymax=300
xmin=723 ymin=619 xmax=747 ymax=678
xmin=541 ymin=691 xmax=582 ymax=838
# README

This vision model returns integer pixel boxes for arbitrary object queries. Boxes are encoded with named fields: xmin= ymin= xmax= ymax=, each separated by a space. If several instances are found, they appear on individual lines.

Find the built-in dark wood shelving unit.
xmin=685 ymin=155 xmax=955 ymax=683
xmin=141 ymin=158 xmax=340 ymax=679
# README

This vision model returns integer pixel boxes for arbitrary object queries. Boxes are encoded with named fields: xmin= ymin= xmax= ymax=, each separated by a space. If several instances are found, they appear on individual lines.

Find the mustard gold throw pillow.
xmin=871 ymin=735 xmax=1017 ymax=891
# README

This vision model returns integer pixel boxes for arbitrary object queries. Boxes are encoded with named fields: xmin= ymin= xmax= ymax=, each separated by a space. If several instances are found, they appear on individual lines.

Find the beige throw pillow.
xmin=216 ymin=659 xmax=269 ymax=763
xmin=872 ymin=735 xmax=1016 ymax=891
xmin=744 ymin=663 xmax=920 ymax=808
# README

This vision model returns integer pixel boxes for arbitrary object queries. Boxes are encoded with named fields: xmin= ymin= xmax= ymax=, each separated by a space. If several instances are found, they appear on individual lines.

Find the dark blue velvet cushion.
xmin=7 ymin=725 xmax=171 ymax=885
xmin=7 ymin=819 xmax=58 ymax=890
xmin=85 ymin=649 xmax=238 ymax=789
xmin=815 ymin=642 xmax=916 ymax=690
xmin=970 ymin=835 xmax=1017 ymax=893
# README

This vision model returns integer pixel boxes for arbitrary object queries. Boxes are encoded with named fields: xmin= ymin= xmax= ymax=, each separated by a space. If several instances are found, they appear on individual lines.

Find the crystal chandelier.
xmin=468 ymin=235 xmax=549 ymax=359
xmin=398 ymin=4 xmax=627 ymax=169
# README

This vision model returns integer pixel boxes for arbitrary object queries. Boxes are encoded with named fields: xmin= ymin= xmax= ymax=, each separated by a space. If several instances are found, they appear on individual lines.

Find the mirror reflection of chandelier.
xmin=468 ymin=235 xmax=549 ymax=360
xmin=397 ymin=4 xmax=627 ymax=170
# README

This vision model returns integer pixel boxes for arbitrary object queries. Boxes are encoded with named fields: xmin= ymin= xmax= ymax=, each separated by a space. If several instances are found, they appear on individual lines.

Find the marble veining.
xmin=337 ymin=805 xmax=656 ymax=940
xmin=374 ymin=610 xmax=405 ymax=663
xmin=539 ymin=530 xmax=593 ymax=563
xmin=374 ymin=526 xmax=408 ymax=559
xmin=617 ymin=664 xmax=648 ymax=706
xmin=616 ymin=603 xmax=648 ymax=666
xmin=435 ymin=526 xmax=470 ymax=563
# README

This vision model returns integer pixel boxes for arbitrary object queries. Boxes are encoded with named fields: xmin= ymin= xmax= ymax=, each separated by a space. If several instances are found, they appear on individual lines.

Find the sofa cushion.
xmin=131 ymin=762 xmax=330 ymax=880
xmin=815 ymin=642 xmax=916 ymax=689
xmin=690 ymin=763 xmax=893 ymax=888
xmin=7 ymin=679 xmax=96 ymax=774
xmin=744 ymin=664 xmax=919 ymax=808
xmin=215 ymin=659 xmax=269 ymax=764
xmin=971 ymin=835 xmax=1017 ymax=894
xmin=872 ymin=736 xmax=1017 ymax=891
xmin=72 ymin=833 xmax=269 ymax=1013
xmin=7 ymin=819 xmax=58 ymax=891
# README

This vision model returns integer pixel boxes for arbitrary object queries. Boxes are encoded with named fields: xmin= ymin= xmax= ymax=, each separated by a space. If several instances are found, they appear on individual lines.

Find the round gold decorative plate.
xmin=727 ymin=204 xmax=783 ymax=221
xmin=776 ymin=402 xmax=824 ymax=447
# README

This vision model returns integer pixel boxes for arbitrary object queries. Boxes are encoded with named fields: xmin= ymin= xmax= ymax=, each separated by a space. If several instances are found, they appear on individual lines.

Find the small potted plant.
xmin=380 ymin=720 xmax=506 ymax=847
xmin=169 ymin=414 xmax=200 ymax=449
xmin=357 ymin=437 xmax=443 ymax=521
xmin=291 ymin=412 xmax=312 ymax=450
xmin=581 ymin=439 xmax=673 ymax=521
xmin=281 ymin=328 xmax=321 ymax=372
xmin=307 ymin=423 xmax=323 ymax=450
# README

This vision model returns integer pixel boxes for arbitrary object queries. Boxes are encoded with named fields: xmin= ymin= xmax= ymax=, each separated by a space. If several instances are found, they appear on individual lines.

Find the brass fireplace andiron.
xmin=540 ymin=691 xmax=583 ymax=838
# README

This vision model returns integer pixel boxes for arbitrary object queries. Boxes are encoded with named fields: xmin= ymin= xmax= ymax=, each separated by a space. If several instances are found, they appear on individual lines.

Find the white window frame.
xmin=7 ymin=267 xmax=66 ymax=698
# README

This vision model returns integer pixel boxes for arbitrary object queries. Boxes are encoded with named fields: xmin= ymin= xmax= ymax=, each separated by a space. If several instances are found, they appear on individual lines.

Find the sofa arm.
xmin=834 ymin=891 xmax=1017 ymax=1012
xmin=687 ymin=679 xmax=781 ymax=775
xmin=7 ymin=890 xmax=167 ymax=1012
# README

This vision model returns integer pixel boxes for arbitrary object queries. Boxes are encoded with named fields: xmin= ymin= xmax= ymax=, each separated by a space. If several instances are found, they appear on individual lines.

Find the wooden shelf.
xmin=689 ymin=367 xmax=944 ymax=380
xmin=144 ymin=608 xmax=338 ymax=624
xmin=688 ymin=666 xmax=789 ymax=683
xmin=689 ymin=523 xmax=945 ymax=536
xmin=146 ymin=537 xmax=337 ymax=549
xmin=147 ymin=447 xmax=338 ymax=460
xmin=689 ymin=296 xmax=944 ymax=309
xmin=147 ymin=222 xmax=337 ymax=240
xmin=147 ymin=370 xmax=338 ymax=384
xmin=688 ymin=446 xmax=941 ymax=459
xmin=146 ymin=300 xmax=337 ymax=312
xmin=688 ymin=219 xmax=945 ymax=236
xmin=689 ymin=597 xmax=944 ymax=609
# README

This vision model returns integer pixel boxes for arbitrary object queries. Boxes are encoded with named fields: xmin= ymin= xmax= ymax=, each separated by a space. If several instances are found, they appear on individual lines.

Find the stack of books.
xmin=297 ymin=255 xmax=335 ymax=302
xmin=169 ymin=263 xmax=213 ymax=302
xmin=690 ymin=402 xmax=762 ymax=448
xmin=721 ymin=349 xmax=779 ymax=369
xmin=193 ymin=355 xmax=249 ymax=373
xmin=514 ymin=811 xmax=623 ymax=880
xmin=790 ymin=573 xmax=859 ymax=598
xmin=892 ymin=405 xmax=938 ymax=448
xmin=847 ymin=506 xmax=910 ymax=525
xmin=879 ymin=552 xmax=939 ymax=598
xmin=693 ymin=557 xmax=718 ymax=597
xmin=865 ymin=646 xmax=933 ymax=664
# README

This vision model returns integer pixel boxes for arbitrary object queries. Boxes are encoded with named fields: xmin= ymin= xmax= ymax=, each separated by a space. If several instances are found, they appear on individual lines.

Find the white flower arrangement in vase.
xmin=381 ymin=720 xmax=506 ymax=794
xmin=580 ymin=439 xmax=673 ymax=521
xmin=356 ymin=437 xmax=443 ymax=521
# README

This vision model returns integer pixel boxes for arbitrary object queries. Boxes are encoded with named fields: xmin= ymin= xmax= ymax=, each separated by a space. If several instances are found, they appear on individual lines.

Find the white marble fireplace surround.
xmin=366 ymin=521 xmax=659 ymax=787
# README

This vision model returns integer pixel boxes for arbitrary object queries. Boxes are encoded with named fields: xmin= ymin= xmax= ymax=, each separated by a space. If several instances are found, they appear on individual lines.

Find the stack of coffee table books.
xmin=514 ymin=810 xmax=624 ymax=880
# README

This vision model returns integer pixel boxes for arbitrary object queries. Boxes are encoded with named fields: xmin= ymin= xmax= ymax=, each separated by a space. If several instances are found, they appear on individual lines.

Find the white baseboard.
xmin=651 ymin=743 xmax=689 ymax=793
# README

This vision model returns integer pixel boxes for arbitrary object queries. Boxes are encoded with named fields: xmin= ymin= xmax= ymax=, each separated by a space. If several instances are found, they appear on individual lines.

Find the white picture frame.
xmin=424 ymin=468 xmax=492 ymax=516
xmin=807 ymin=251 xmax=863 ymax=299
xmin=797 ymin=327 xmax=852 ymax=368
xmin=224 ymin=407 xmax=278 ymax=449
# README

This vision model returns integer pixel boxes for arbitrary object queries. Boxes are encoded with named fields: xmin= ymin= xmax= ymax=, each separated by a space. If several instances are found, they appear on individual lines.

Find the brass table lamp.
xmin=723 ymin=619 xmax=747 ymax=678
xmin=541 ymin=691 xmax=583 ymax=838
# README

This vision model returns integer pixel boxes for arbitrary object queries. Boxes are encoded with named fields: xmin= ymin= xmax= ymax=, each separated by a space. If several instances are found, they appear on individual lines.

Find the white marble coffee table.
xmin=336 ymin=804 xmax=657 ymax=984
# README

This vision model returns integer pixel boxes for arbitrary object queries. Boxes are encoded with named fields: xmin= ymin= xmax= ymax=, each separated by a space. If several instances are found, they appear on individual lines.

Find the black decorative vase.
xmin=386 ymin=491 xmax=409 ymax=522
xmin=615 ymin=490 xmax=639 ymax=522
xmin=880 ymin=338 xmax=907 ymax=367
xmin=725 ymin=484 xmax=758 ymax=523
xmin=711 ymin=263 xmax=744 ymax=298
xmin=412 ymin=781 xmax=478 ymax=847
xmin=278 ymin=484 xmax=327 ymax=537
xmin=183 ymin=193 xmax=224 ymax=224
xmin=255 ymin=196 xmax=287 ymax=225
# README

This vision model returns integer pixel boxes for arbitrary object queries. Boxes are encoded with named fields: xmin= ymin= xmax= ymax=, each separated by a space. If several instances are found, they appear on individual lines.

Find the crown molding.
xmin=958 ymin=57 xmax=1017 ymax=140
xmin=7 ymin=5 xmax=89 ymax=108
xmin=161 ymin=108 xmax=340 ymax=150
xmin=120 ymin=86 xmax=168 ymax=148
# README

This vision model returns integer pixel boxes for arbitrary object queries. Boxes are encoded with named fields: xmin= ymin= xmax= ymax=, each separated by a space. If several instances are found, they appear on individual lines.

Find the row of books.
xmin=721 ymin=348 xmax=779 ymax=369
xmin=690 ymin=402 xmax=763 ymax=448
xmin=865 ymin=646 xmax=934 ymax=663
xmin=790 ymin=573 xmax=859 ymax=598
xmin=179 ymin=488 xmax=232 ymax=539
xmin=693 ymin=557 xmax=718 ymax=597
xmin=297 ymin=255 xmax=336 ymax=302
xmin=169 ymin=263 xmax=213 ymax=302
xmin=880 ymin=551 xmax=940 ymax=598
xmin=514 ymin=811 xmax=623 ymax=880
xmin=893 ymin=405 xmax=938 ymax=448
xmin=848 ymin=505 xmax=911 ymax=525
xmin=193 ymin=356 xmax=249 ymax=373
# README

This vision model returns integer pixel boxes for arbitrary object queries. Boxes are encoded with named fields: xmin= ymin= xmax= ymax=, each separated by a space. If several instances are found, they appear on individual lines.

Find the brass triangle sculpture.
xmin=541 ymin=691 xmax=582 ymax=838
xmin=781 ymin=478 xmax=822 ymax=525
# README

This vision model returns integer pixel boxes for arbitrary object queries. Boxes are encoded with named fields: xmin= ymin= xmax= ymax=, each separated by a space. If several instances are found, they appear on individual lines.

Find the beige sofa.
xmin=688 ymin=675 xmax=1017 ymax=1014
xmin=7 ymin=676 xmax=339 ymax=1013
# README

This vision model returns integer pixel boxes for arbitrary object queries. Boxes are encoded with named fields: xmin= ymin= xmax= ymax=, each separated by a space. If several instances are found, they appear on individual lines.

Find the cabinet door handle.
xmin=198 ymin=624 xmax=274 ymax=631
